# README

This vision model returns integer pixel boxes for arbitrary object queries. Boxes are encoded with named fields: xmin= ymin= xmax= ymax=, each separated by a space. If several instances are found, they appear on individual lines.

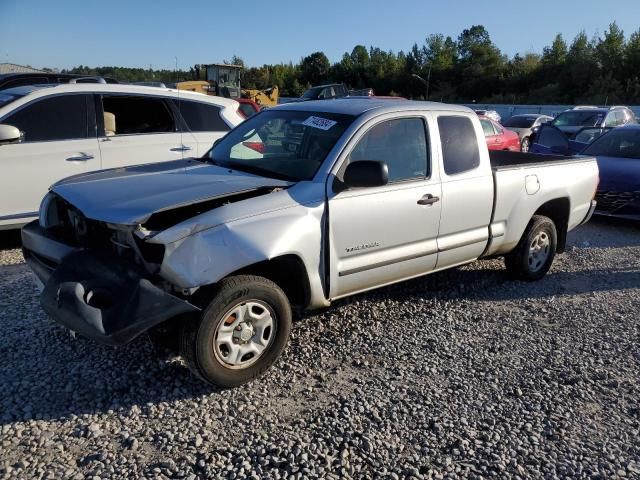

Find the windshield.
xmin=301 ymin=87 xmax=323 ymax=99
xmin=503 ymin=116 xmax=536 ymax=128
xmin=209 ymin=109 xmax=355 ymax=181
xmin=583 ymin=128 xmax=640 ymax=159
xmin=552 ymin=111 xmax=604 ymax=128
xmin=0 ymin=92 xmax=23 ymax=109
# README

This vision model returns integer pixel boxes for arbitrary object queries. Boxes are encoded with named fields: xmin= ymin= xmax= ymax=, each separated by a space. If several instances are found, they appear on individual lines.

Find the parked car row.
xmin=472 ymin=105 xmax=638 ymax=221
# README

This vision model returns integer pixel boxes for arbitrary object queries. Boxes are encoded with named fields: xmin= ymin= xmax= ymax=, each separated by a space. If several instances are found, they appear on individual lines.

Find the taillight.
xmin=242 ymin=142 xmax=265 ymax=154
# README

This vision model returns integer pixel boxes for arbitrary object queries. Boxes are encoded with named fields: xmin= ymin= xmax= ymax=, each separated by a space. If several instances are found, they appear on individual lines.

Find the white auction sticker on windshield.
xmin=302 ymin=116 xmax=337 ymax=131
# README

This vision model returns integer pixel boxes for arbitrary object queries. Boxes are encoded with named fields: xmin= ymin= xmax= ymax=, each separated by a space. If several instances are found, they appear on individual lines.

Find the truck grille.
xmin=595 ymin=190 xmax=640 ymax=213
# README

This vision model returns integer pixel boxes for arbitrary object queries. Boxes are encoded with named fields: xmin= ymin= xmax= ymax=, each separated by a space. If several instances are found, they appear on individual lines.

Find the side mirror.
xmin=0 ymin=124 xmax=22 ymax=145
xmin=343 ymin=161 xmax=389 ymax=189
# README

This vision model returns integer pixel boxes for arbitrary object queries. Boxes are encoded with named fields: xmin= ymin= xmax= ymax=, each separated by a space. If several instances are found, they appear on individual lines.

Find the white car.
xmin=0 ymin=83 xmax=244 ymax=229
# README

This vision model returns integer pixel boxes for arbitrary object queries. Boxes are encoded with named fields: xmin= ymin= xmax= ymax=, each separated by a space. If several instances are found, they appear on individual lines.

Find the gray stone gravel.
xmin=0 ymin=218 xmax=639 ymax=479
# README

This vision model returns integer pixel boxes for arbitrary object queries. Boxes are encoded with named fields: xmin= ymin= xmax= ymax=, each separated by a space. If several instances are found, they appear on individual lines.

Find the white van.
xmin=0 ymin=83 xmax=244 ymax=229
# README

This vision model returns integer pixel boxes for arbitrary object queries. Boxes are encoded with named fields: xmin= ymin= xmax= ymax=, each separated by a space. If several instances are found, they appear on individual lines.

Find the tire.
xmin=521 ymin=137 xmax=530 ymax=153
xmin=505 ymin=215 xmax=557 ymax=281
xmin=180 ymin=275 xmax=291 ymax=387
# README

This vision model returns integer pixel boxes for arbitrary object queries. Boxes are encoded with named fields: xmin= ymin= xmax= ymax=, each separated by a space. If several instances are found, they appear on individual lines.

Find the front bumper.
xmin=21 ymin=222 xmax=200 ymax=346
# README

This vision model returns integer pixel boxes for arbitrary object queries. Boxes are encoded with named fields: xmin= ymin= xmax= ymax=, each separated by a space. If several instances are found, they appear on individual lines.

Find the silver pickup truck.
xmin=22 ymin=99 xmax=599 ymax=387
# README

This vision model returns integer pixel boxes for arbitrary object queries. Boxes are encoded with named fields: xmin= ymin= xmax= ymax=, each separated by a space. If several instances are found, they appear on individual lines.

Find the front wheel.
xmin=505 ymin=215 xmax=557 ymax=281
xmin=180 ymin=275 xmax=292 ymax=387
xmin=521 ymin=137 xmax=530 ymax=152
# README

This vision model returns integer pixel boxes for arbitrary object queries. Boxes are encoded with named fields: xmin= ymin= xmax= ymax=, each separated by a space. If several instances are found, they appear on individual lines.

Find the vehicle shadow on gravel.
xmin=576 ymin=216 xmax=640 ymax=248
xmin=330 ymin=263 xmax=640 ymax=311
xmin=1 ymin=327 xmax=217 ymax=425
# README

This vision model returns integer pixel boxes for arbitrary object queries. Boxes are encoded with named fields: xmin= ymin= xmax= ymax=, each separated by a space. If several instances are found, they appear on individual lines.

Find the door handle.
xmin=170 ymin=145 xmax=192 ymax=152
xmin=65 ymin=153 xmax=94 ymax=162
xmin=417 ymin=194 xmax=440 ymax=205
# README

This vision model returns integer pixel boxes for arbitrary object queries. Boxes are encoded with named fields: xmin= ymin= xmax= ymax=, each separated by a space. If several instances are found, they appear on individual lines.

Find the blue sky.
xmin=1 ymin=0 xmax=639 ymax=71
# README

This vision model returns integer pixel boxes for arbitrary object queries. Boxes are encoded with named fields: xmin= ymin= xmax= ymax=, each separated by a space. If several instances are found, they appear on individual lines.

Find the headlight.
xmin=38 ymin=192 xmax=56 ymax=228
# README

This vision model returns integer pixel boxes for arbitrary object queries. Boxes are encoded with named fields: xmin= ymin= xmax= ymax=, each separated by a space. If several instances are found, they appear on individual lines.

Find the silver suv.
xmin=551 ymin=106 xmax=636 ymax=138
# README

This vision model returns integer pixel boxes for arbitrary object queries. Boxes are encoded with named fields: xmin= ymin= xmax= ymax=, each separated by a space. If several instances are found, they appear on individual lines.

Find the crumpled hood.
xmin=51 ymin=159 xmax=291 ymax=225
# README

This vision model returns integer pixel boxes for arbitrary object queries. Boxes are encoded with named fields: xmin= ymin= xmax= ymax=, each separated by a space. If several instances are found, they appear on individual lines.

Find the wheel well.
xmin=534 ymin=198 xmax=570 ymax=252
xmin=231 ymin=255 xmax=311 ymax=311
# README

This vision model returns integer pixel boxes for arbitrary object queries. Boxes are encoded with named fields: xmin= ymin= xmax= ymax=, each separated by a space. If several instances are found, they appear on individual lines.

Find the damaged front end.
xmin=23 ymin=179 xmax=290 ymax=346
xmin=22 ymin=194 xmax=203 ymax=346
xmin=39 ymin=249 xmax=198 ymax=346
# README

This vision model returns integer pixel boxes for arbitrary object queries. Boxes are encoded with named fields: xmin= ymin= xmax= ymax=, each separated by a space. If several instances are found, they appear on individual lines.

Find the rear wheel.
xmin=180 ymin=275 xmax=292 ymax=387
xmin=521 ymin=137 xmax=530 ymax=152
xmin=505 ymin=215 xmax=557 ymax=281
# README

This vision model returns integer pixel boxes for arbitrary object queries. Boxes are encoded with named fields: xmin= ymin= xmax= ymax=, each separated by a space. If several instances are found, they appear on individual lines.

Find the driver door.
xmin=327 ymin=115 xmax=442 ymax=299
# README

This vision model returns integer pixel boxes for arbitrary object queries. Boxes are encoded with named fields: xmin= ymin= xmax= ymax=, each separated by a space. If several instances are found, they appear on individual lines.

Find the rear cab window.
xmin=438 ymin=116 xmax=480 ymax=175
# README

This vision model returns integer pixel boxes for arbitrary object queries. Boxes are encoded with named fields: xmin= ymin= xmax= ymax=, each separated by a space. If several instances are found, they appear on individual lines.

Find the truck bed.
xmin=489 ymin=150 xmax=595 ymax=170
xmin=486 ymin=150 xmax=599 ymax=258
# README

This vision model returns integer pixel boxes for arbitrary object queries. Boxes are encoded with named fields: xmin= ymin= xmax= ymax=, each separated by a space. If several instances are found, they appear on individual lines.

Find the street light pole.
xmin=425 ymin=63 xmax=431 ymax=100
xmin=411 ymin=65 xmax=432 ymax=101
xmin=411 ymin=73 xmax=426 ymax=100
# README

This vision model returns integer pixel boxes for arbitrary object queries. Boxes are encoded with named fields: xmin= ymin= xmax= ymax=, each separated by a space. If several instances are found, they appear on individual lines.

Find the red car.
xmin=478 ymin=116 xmax=521 ymax=151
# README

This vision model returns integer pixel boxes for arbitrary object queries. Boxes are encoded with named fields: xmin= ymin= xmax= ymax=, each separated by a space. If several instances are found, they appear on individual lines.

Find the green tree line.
xmin=63 ymin=22 xmax=640 ymax=104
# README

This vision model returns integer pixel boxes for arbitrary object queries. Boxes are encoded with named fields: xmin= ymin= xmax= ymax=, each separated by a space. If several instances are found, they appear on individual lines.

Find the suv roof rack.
xmin=68 ymin=76 xmax=108 ymax=84
xmin=572 ymin=105 xmax=599 ymax=110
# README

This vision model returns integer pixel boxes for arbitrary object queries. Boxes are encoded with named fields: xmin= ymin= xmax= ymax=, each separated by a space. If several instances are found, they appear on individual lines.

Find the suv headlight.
xmin=38 ymin=192 xmax=59 ymax=229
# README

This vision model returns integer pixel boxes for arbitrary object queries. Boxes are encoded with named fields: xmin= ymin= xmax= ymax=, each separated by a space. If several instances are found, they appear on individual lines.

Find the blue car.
xmin=532 ymin=124 xmax=640 ymax=220
xmin=582 ymin=126 xmax=640 ymax=220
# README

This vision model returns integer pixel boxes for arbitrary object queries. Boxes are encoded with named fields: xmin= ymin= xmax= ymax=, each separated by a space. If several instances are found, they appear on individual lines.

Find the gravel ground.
xmin=1 ymin=218 xmax=639 ymax=479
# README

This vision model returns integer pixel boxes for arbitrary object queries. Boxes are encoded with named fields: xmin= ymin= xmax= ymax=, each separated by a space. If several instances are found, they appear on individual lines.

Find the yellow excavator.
xmin=174 ymin=80 xmax=210 ymax=95
xmin=175 ymin=64 xmax=279 ymax=108
xmin=240 ymin=85 xmax=279 ymax=108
